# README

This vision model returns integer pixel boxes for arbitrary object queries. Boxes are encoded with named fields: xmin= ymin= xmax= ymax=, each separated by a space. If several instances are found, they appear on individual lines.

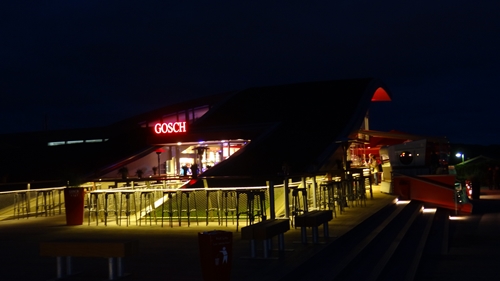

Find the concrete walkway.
xmin=415 ymin=188 xmax=500 ymax=281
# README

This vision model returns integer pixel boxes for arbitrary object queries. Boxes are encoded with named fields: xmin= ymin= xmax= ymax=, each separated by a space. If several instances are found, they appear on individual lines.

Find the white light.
xmin=396 ymin=199 xmax=411 ymax=205
xmin=449 ymin=216 xmax=469 ymax=220
xmin=422 ymin=208 xmax=437 ymax=213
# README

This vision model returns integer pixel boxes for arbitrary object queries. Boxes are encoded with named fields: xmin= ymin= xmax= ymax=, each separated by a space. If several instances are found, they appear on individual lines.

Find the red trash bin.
xmin=63 ymin=187 xmax=86 ymax=225
xmin=198 ymin=230 xmax=232 ymax=281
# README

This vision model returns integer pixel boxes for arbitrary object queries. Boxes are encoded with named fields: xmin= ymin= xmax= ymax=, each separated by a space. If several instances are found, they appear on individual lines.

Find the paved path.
xmin=4 ymin=186 xmax=498 ymax=281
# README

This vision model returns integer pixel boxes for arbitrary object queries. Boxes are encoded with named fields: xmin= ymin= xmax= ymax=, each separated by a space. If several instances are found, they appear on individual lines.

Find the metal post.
xmin=268 ymin=181 xmax=275 ymax=219
xmin=301 ymin=177 xmax=308 ymax=213
xmin=284 ymin=178 xmax=290 ymax=219
xmin=312 ymin=176 xmax=318 ymax=210
xmin=26 ymin=183 xmax=31 ymax=215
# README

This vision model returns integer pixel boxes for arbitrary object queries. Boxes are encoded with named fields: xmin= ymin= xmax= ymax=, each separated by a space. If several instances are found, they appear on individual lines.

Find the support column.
xmin=284 ymin=178 xmax=290 ymax=219
xmin=268 ymin=181 xmax=275 ymax=219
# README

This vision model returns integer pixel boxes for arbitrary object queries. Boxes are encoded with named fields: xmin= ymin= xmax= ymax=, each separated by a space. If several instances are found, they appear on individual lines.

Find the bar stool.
xmin=118 ymin=191 xmax=138 ymax=226
xmin=322 ymin=182 xmax=339 ymax=217
xmin=13 ymin=191 xmax=29 ymax=219
xmin=205 ymin=189 xmax=221 ymax=226
xmin=35 ymin=189 xmax=55 ymax=217
xmin=354 ymin=176 xmax=367 ymax=207
xmin=221 ymin=190 xmax=237 ymax=227
xmin=101 ymin=191 xmax=120 ymax=226
xmin=54 ymin=189 xmax=64 ymax=214
xmin=290 ymin=187 xmax=308 ymax=228
xmin=236 ymin=189 xmax=266 ymax=231
xmin=87 ymin=191 xmax=101 ymax=225
xmin=139 ymin=190 xmax=157 ymax=226
xmin=161 ymin=190 xmax=179 ymax=227
xmin=178 ymin=189 xmax=199 ymax=227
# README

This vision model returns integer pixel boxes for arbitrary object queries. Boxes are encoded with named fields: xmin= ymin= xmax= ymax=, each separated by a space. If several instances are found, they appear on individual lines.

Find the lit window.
xmin=48 ymin=141 xmax=65 ymax=146
xmin=85 ymin=139 xmax=103 ymax=143
xmin=66 ymin=140 xmax=84 ymax=145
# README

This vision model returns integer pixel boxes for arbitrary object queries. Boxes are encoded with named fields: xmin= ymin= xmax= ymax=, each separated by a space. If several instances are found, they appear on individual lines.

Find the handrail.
xmin=0 ymin=186 xmax=66 ymax=195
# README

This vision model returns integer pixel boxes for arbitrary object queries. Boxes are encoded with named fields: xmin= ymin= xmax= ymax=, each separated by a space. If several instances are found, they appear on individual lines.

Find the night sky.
xmin=2 ymin=1 xmax=499 ymax=145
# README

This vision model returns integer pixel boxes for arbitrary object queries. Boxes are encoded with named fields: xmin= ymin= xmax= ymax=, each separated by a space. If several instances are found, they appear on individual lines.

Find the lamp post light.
xmin=155 ymin=148 xmax=165 ymax=175
xmin=456 ymin=152 xmax=464 ymax=163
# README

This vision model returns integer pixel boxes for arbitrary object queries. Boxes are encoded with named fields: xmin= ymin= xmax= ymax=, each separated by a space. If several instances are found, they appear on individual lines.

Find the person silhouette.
xmin=220 ymin=247 xmax=228 ymax=263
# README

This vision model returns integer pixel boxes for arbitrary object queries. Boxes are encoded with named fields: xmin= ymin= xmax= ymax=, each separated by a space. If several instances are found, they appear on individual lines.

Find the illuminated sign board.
xmin=154 ymin=122 xmax=187 ymax=134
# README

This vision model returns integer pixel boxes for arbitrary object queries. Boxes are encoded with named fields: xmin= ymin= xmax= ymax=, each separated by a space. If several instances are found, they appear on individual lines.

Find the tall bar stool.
xmin=13 ymin=191 xmax=29 ymax=219
xmin=353 ymin=176 xmax=367 ymax=207
xmin=118 ymin=190 xmax=138 ymax=226
xmin=221 ymin=190 xmax=237 ymax=227
xmin=101 ymin=191 xmax=120 ymax=226
xmin=236 ymin=189 xmax=266 ymax=231
xmin=205 ymin=189 xmax=221 ymax=226
xmin=161 ymin=190 xmax=179 ymax=227
xmin=54 ymin=189 xmax=64 ymax=214
xmin=139 ymin=190 xmax=157 ymax=226
xmin=35 ymin=189 xmax=55 ymax=217
xmin=290 ymin=187 xmax=308 ymax=228
xmin=178 ymin=189 xmax=199 ymax=227
xmin=322 ymin=182 xmax=339 ymax=217
xmin=87 ymin=191 xmax=101 ymax=225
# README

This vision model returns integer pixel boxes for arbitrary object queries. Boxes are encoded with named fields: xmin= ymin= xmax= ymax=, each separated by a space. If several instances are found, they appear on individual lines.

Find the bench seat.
xmin=241 ymin=219 xmax=290 ymax=258
xmin=295 ymin=210 xmax=333 ymax=244
xmin=40 ymin=240 xmax=139 ymax=280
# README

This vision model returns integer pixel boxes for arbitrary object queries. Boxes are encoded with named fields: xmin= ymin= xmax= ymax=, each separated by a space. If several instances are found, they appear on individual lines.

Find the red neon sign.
xmin=154 ymin=122 xmax=187 ymax=134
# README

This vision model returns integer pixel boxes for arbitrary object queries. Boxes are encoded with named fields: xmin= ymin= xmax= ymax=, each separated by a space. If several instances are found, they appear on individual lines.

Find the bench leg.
xmin=108 ymin=258 xmax=116 ymax=280
xmin=55 ymin=256 xmax=73 ymax=279
xmin=117 ymin=257 xmax=124 ymax=277
xmin=278 ymin=233 xmax=285 ymax=252
xmin=263 ymin=240 xmax=269 ymax=258
xmin=108 ymin=257 xmax=119 ymax=280
xmin=312 ymin=226 xmax=319 ymax=244
xmin=301 ymin=227 xmax=307 ymax=244
xmin=323 ymin=222 xmax=329 ymax=239
xmin=66 ymin=256 xmax=73 ymax=276
xmin=250 ymin=240 xmax=256 ymax=258
xmin=56 ymin=256 xmax=64 ymax=278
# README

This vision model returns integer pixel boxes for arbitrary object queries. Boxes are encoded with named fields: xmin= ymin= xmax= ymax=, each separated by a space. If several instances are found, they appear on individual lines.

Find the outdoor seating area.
xmin=84 ymin=184 xmax=270 ymax=229
xmin=0 ymin=174 xmax=375 ymax=235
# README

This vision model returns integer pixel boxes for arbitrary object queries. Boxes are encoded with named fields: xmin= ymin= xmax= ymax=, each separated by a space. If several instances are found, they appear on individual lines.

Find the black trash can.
xmin=198 ymin=230 xmax=232 ymax=281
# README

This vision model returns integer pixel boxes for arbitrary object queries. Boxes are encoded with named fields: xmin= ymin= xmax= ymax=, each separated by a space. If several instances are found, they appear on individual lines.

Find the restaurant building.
xmin=1 ymin=77 xmax=439 ymax=188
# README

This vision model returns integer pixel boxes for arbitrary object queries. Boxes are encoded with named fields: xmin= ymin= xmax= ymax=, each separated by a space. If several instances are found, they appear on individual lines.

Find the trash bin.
xmin=63 ymin=187 xmax=86 ymax=225
xmin=198 ymin=230 xmax=232 ymax=281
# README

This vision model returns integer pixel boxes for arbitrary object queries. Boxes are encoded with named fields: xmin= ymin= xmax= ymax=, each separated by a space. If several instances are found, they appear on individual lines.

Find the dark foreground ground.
xmin=1 ymin=186 xmax=499 ymax=281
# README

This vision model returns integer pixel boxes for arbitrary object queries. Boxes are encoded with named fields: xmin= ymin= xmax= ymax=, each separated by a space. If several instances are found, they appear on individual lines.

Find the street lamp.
xmin=155 ymin=148 xmax=165 ymax=175
xmin=456 ymin=152 xmax=464 ymax=163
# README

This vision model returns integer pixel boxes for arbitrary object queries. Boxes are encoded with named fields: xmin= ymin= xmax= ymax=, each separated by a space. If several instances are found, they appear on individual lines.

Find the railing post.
xmin=26 ymin=182 xmax=31 ymax=215
xmin=267 ymin=181 xmax=275 ymax=219
xmin=284 ymin=178 xmax=290 ymax=219
xmin=312 ymin=176 xmax=318 ymax=210
xmin=301 ymin=177 xmax=308 ymax=212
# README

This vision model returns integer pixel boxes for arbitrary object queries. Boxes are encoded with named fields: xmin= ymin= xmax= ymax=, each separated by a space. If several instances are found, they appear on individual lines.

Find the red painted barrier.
xmin=393 ymin=174 xmax=472 ymax=213
xmin=63 ymin=187 xmax=86 ymax=225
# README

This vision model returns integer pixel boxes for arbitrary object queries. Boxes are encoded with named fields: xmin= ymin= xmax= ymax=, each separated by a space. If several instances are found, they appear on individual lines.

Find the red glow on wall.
xmin=154 ymin=122 xmax=187 ymax=134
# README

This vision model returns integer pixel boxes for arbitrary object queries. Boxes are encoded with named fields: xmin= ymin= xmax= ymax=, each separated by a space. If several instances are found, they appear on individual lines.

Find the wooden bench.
xmin=295 ymin=210 xmax=333 ymax=244
xmin=40 ymin=240 xmax=139 ymax=280
xmin=241 ymin=219 xmax=290 ymax=258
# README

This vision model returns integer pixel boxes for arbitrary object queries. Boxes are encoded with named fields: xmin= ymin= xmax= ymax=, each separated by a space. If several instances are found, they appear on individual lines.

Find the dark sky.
xmin=2 ymin=1 xmax=499 ymax=145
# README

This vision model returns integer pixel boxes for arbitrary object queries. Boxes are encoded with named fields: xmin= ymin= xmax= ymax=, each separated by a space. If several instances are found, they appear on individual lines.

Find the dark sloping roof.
xmin=199 ymin=78 xmax=391 ymax=177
